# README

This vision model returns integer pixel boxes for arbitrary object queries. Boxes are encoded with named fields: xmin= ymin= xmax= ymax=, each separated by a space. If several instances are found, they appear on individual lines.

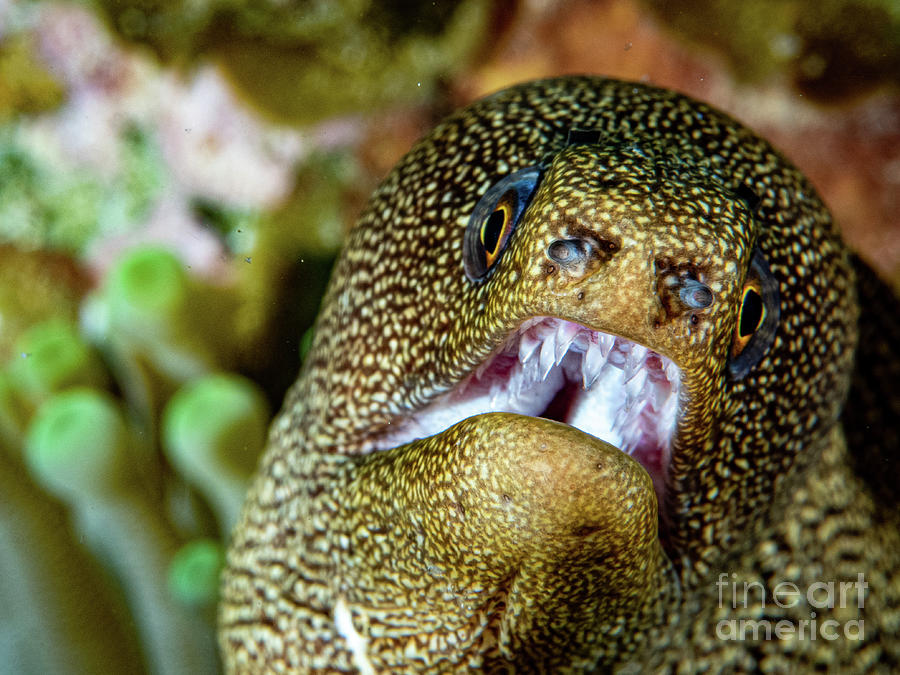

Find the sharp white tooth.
xmin=612 ymin=404 xmax=629 ymax=432
xmin=648 ymin=380 xmax=667 ymax=411
xmin=554 ymin=322 xmax=580 ymax=364
xmin=539 ymin=334 xmax=556 ymax=381
xmin=546 ymin=322 xmax=559 ymax=350
xmin=665 ymin=361 xmax=680 ymax=384
xmin=518 ymin=332 xmax=541 ymax=364
xmin=621 ymin=423 xmax=637 ymax=451
xmin=624 ymin=352 xmax=640 ymax=381
xmin=656 ymin=418 xmax=672 ymax=442
xmin=625 ymin=368 xmax=649 ymax=404
xmin=514 ymin=358 xmax=532 ymax=398
xmin=624 ymin=345 xmax=648 ymax=380
xmin=623 ymin=358 xmax=637 ymax=382
xmin=524 ymin=351 xmax=542 ymax=385
xmin=520 ymin=317 xmax=543 ymax=332
xmin=598 ymin=333 xmax=615 ymax=357
xmin=572 ymin=330 xmax=590 ymax=352
xmin=607 ymin=349 xmax=625 ymax=369
xmin=620 ymin=422 xmax=638 ymax=453
xmin=581 ymin=341 xmax=607 ymax=389
xmin=489 ymin=381 xmax=504 ymax=407
xmin=657 ymin=396 xmax=678 ymax=438
xmin=538 ymin=319 xmax=556 ymax=339
xmin=628 ymin=401 xmax=647 ymax=425
xmin=634 ymin=398 xmax=652 ymax=421
xmin=514 ymin=369 xmax=526 ymax=399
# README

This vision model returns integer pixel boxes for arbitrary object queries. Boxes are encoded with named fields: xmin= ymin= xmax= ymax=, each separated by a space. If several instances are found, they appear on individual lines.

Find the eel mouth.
xmin=377 ymin=317 xmax=681 ymax=504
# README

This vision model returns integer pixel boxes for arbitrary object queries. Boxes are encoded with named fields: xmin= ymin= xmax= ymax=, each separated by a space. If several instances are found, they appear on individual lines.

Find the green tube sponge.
xmin=24 ymin=388 xmax=128 ymax=500
xmin=168 ymin=538 xmax=225 ymax=609
xmin=162 ymin=373 xmax=268 ymax=535
xmin=8 ymin=318 xmax=108 ymax=403
xmin=24 ymin=389 xmax=219 ymax=674
xmin=100 ymin=246 xmax=216 ymax=382
xmin=106 ymin=245 xmax=188 ymax=323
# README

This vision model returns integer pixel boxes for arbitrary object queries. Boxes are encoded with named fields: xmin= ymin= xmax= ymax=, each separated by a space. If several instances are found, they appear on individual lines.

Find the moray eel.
xmin=221 ymin=77 xmax=900 ymax=672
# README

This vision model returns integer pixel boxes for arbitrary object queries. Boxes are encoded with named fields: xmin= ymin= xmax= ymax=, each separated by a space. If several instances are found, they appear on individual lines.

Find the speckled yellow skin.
xmin=220 ymin=77 xmax=900 ymax=672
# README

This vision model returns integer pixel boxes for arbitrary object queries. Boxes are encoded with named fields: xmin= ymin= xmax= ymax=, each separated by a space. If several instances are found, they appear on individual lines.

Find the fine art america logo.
xmin=715 ymin=573 xmax=867 ymax=641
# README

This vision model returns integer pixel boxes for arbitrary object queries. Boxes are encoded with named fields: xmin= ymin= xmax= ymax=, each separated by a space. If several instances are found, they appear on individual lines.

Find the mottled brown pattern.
xmin=220 ymin=77 xmax=899 ymax=672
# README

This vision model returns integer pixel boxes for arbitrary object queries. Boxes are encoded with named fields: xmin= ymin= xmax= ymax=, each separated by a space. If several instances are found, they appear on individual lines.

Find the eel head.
xmin=222 ymin=78 xmax=860 ymax=670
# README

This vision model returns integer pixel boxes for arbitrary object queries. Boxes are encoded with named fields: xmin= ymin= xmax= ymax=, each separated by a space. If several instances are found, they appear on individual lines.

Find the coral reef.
xmin=0 ymin=32 xmax=63 ymax=119
xmin=92 ymin=0 xmax=495 ymax=123
xmin=642 ymin=0 xmax=900 ymax=101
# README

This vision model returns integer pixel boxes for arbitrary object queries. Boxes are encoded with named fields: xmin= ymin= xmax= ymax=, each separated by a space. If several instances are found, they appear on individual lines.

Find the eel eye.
xmin=728 ymin=249 xmax=780 ymax=379
xmin=463 ymin=166 xmax=542 ymax=282
xmin=480 ymin=196 xmax=515 ymax=269
xmin=735 ymin=283 xmax=765 ymax=347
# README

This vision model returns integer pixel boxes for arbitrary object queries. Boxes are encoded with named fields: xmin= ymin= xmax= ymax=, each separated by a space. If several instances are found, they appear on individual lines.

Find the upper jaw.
xmin=372 ymin=316 xmax=683 ymax=504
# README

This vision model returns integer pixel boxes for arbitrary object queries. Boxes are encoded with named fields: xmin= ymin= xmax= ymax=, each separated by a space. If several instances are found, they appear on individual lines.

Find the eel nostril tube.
xmin=547 ymin=239 xmax=581 ymax=263
xmin=678 ymin=278 xmax=714 ymax=309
